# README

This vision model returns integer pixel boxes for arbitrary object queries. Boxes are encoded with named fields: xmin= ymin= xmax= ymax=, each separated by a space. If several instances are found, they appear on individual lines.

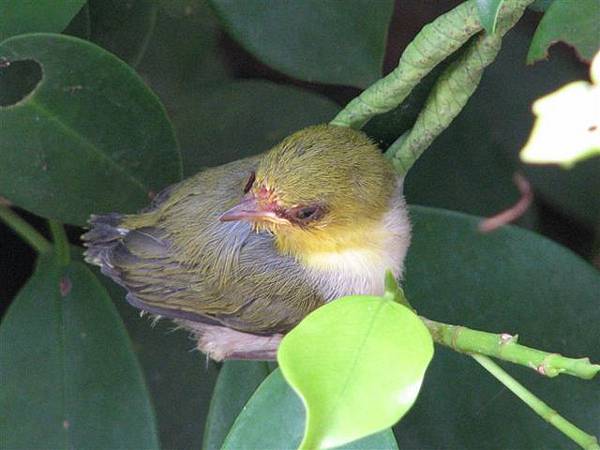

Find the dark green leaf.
xmin=209 ymin=0 xmax=394 ymax=88
xmin=476 ymin=0 xmax=505 ymax=34
xmin=0 ymin=0 xmax=86 ymax=41
xmin=174 ymin=80 xmax=340 ymax=175
xmin=137 ymin=0 xmax=231 ymax=103
xmin=404 ymin=23 xmax=597 ymax=226
xmin=203 ymin=361 xmax=271 ymax=450
xmin=394 ymin=206 xmax=600 ymax=449
xmin=278 ymin=296 xmax=433 ymax=449
xmin=0 ymin=254 xmax=159 ymax=449
xmin=87 ymin=0 xmax=158 ymax=66
xmin=222 ymin=369 xmax=399 ymax=450
xmin=529 ymin=0 xmax=554 ymax=12
xmin=528 ymin=0 xmax=600 ymax=63
xmin=0 ymin=33 xmax=181 ymax=226
xmin=101 ymin=278 xmax=218 ymax=450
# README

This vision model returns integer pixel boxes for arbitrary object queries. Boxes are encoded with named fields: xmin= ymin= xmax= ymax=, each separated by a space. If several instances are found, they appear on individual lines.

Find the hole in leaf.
xmin=0 ymin=59 xmax=43 ymax=107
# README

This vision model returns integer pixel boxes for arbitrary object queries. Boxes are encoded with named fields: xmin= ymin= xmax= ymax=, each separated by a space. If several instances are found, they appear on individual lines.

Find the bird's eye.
xmin=292 ymin=205 xmax=322 ymax=223
xmin=243 ymin=171 xmax=256 ymax=193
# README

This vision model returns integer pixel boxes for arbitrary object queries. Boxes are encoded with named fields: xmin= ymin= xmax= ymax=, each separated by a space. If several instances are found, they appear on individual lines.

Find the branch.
xmin=330 ymin=0 xmax=482 ymax=129
xmin=473 ymin=354 xmax=600 ymax=450
xmin=0 ymin=203 xmax=51 ymax=254
xmin=386 ymin=0 xmax=533 ymax=175
xmin=422 ymin=318 xmax=600 ymax=380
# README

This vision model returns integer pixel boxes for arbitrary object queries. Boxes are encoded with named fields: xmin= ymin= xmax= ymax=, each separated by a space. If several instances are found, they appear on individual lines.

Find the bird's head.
xmin=220 ymin=124 xmax=396 ymax=257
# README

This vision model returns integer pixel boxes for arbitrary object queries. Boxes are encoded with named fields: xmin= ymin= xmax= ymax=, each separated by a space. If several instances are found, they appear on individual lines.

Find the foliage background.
xmin=0 ymin=0 xmax=598 ymax=449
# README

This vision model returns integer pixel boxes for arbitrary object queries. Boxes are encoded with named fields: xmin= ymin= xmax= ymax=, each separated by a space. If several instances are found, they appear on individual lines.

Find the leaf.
xmin=527 ymin=0 xmax=600 ymax=63
xmin=100 ymin=278 xmax=218 ymax=450
xmin=173 ymin=80 xmax=340 ymax=176
xmin=520 ymin=82 xmax=600 ymax=167
xmin=393 ymin=206 xmax=600 ymax=449
xmin=278 ymin=296 xmax=433 ymax=449
xmin=203 ymin=361 xmax=271 ymax=450
xmin=0 ymin=0 xmax=86 ymax=41
xmin=67 ymin=0 xmax=159 ymax=67
xmin=521 ymin=50 xmax=600 ymax=167
xmin=0 ymin=254 xmax=159 ymax=449
xmin=209 ymin=0 xmax=394 ymax=88
xmin=529 ymin=0 xmax=554 ymax=12
xmin=222 ymin=369 xmax=399 ymax=450
xmin=403 ymin=22 xmax=600 ymax=226
xmin=476 ymin=0 xmax=505 ymax=34
xmin=0 ymin=33 xmax=181 ymax=226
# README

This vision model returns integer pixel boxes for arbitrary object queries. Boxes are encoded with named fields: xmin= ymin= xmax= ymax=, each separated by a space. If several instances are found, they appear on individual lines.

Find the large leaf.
xmin=101 ymin=278 xmax=218 ymax=450
xmin=278 ymin=295 xmax=433 ymax=449
xmin=0 ymin=33 xmax=181 ymax=226
xmin=173 ymin=80 xmax=340 ymax=175
xmin=528 ymin=0 xmax=600 ymax=63
xmin=203 ymin=361 xmax=271 ymax=450
xmin=0 ymin=254 xmax=159 ymax=449
xmin=0 ymin=0 xmax=86 ymax=41
xmin=393 ymin=206 xmax=600 ymax=449
xmin=222 ymin=369 xmax=399 ymax=450
xmin=66 ymin=0 xmax=158 ymax=66
xmin=209 ymin=0 xmax=394 ymax=88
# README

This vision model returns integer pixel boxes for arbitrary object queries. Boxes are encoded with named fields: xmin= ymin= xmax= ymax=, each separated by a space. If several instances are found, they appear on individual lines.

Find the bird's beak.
xmin=219 ymin=193 xmax=290 ymax=225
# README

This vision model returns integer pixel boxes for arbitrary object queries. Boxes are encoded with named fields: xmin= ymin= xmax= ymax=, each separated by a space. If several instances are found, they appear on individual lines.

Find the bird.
xmin=82 ymin=124 xmax=411 ymax=361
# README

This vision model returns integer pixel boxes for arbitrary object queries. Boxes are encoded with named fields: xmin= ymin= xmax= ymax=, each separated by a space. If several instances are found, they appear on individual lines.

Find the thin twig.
xmin=472 ymin=354 xmax=600 ymax=450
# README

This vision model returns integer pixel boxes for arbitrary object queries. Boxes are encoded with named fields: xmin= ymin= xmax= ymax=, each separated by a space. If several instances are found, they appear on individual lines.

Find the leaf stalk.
xmin=472 ymin=354 xmax=600 ymax=450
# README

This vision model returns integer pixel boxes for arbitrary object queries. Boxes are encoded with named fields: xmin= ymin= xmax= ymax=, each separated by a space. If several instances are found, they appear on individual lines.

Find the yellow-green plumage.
xmin=83 ymin=125 xmax=411 ymax=360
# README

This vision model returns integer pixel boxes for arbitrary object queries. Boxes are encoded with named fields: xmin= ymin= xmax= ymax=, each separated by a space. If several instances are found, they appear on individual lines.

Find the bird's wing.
xmin=83 ymin=156 xmax=325 ymax=334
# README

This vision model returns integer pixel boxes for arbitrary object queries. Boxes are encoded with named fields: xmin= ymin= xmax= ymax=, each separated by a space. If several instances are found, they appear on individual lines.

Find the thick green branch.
xmin=386 ymin=0 xmax=533 ymax=174
xmin=473 ymin=354 xmax=600 ymax=450
xmin=0 ymin=203 xmax=51 ymax=254
xmin=422 ymin=318 xmax=600 ymax=380
xmin=330 ymin=0 xmax=482 ymax=129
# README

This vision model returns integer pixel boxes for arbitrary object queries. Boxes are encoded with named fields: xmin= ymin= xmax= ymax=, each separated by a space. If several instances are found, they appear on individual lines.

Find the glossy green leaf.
xmin=173 ymin=80 xmax=340 ymax=175
xmin=67 ymin=0 xmax=158 ymax=66
xmin=0 ymin=254 xmax=159 ymax=449
xmin=222 ymin=369 xmax=399 ymax=450
xmin=278 ymin=296 xmax=433 ymax=449
xmin=203 ymin=361 xmax=271 ymax=450
xmin=0 ymin=33 xmax=181 ymax=226
xmin=100 ymin=278 xmax=218 ymax=450
xmin=0 ymin=0 xmax=86 ymax=41
xmin=476 ymin=0 xmax=505 ymax=33
xmin=209 ymin=0 xmax=394 ymax=88
xmin=393 ymin=206 xmax=600 ymax=449
xmin=528 ymin=0 xmax=600 ymax=63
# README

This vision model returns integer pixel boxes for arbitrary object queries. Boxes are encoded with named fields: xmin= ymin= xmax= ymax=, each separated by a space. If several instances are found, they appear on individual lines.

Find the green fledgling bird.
xmin=83 ymin=124 xmax=411 ymax=360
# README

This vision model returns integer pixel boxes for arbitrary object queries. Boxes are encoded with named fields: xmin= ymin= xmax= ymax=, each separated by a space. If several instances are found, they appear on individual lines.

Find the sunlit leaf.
xmin=0 ymin=254 xmax=159 ymax=449
xmin=278 ymin=295 xmax=433 ymax=449
xmin=520 ymin=79 xmax=600 ymax=167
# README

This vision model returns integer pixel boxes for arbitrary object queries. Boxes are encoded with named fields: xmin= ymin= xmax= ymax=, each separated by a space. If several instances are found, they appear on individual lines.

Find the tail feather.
xmin=82 ymin=212 xmax=128 ymax=277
